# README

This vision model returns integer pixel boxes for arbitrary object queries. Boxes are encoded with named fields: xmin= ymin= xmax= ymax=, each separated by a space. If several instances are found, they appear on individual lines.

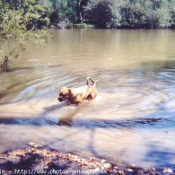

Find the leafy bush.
xmin=85 ymin=0 xmax=121 ymax=28
xmin=50 ymin=0 xmax=77 ymax=28
xmin=85 ymin=0 xmax=175 ymax=29
xmin=0 ymin=0 xmax=47 ymax=71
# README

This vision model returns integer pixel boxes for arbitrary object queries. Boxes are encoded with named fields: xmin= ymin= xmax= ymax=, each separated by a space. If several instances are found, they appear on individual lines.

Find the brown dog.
xmin=58 ymin=77 xmax=98 ymax=105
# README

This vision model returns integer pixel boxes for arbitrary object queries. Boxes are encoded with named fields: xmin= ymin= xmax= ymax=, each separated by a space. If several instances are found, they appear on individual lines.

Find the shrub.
xmin=50 ymin=0 xmax=77 ymax=28
xmin=85 ymin=0 xmax=121 ymax=28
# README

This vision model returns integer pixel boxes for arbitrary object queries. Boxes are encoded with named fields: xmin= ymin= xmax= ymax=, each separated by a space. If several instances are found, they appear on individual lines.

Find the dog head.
xmin=58 ymin=87 xmax=71 ymax=102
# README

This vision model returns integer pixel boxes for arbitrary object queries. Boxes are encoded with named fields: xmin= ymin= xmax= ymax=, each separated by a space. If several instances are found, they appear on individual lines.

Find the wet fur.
xmin=58 ymin=77 xmax=98 ymax=105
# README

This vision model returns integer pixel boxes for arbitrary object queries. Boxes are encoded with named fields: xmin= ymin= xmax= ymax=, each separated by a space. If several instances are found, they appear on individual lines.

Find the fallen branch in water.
xmin=0 ymin=56 xmax=9 ymax=71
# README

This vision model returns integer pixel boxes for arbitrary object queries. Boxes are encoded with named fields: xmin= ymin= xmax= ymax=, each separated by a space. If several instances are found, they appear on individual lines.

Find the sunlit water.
xmin=0 ymin=29 xmax=175 ymax=168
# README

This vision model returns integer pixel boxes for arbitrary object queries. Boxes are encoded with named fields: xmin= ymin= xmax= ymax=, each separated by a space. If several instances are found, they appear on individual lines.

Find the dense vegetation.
xmin=0 ymin=0 xmax=47 ymax=71
xmin=1 ymin=0 xmax=175 ymax=71
xmin=1 ymin=0 xmax=175 ymax=30
xmin=85 ymin=0 xmax=175 ymax=29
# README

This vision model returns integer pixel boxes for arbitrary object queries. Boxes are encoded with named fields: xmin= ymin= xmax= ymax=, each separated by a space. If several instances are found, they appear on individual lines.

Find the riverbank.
xmin=0 ymin=144 xmax=174 ymax=175
xmin=54 ymin=23 xmax=94 ymax=29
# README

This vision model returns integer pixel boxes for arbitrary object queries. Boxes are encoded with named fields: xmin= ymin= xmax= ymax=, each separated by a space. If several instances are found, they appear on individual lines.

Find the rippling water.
xmin=0 ymin=29 xmax=175 ymax=168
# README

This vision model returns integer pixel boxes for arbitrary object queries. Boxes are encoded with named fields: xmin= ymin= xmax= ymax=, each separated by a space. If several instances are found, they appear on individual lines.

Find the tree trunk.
xmin=77 ymin=0 xmax=83 ymax=23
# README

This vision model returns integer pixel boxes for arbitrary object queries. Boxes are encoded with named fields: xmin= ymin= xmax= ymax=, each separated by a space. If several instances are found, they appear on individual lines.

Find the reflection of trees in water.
xmin=141 ymin=60 xmax=175 ymax=72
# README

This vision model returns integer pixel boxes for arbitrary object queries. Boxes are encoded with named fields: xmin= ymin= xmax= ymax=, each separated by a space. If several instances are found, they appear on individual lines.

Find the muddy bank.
xmin=0 ymin=143 xmax=174 ymax=175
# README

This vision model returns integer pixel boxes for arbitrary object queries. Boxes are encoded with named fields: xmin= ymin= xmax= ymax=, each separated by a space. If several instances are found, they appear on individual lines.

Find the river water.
xmin=0 ymin=29 xmax=175 ymax=168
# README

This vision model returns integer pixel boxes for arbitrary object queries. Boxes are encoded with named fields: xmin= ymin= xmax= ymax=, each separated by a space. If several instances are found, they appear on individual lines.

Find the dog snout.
xmin=58 ymin=97 xmax=63 ymax=102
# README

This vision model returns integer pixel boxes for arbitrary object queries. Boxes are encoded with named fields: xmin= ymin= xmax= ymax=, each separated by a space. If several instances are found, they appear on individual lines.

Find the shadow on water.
xmin=57 ymin=117 xmax=169 ymax=129
xmin=0 ymin=103 xmax=174 ymax=128
xmin=0 ymin=103 xmax=64 ymax=125
xmin=0 ymin=64 xmax=62 ymax=73
xmin=142 ymin=143 xmax=175 ymax=168
xmin=0 ymin=102 xmax=175 ymax=168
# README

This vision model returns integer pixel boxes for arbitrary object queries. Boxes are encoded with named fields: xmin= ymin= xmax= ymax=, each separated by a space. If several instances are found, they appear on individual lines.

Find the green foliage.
xmin=85 ymin=0 xmax=121 ymax=28
xmin=119 ymin=0 xmax=146 ymax=28
xmin=143 ymin=0 xmax=172 ymax=28
xmin=1 ymin=0 xmax=175 ymax=30
xmin=0 ymin=0 xmax=47 ymax=71
xmin=50 ymin=0 xmax=77 ymax=28
xmin=85 ymin=0 xmax=175 ymax=29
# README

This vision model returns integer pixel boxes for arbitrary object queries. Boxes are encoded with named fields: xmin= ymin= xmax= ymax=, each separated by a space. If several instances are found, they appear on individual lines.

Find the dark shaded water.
xmin=0 ymin=29 xmax=175 ymax=168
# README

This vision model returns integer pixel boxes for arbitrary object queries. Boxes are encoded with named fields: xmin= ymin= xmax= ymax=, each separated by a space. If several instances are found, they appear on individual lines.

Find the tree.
xmin=84 ymin=0 xmax=174 ymax=29
xmin=85 ymin=0 xmax=121 ymax=28
xmin=0 ymin=0 xmax=48 ymax=71
xmin=77 ymin=0 xmax=83 ymax=23
xmin=49 ymin=0 xmax=77 ymax=28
